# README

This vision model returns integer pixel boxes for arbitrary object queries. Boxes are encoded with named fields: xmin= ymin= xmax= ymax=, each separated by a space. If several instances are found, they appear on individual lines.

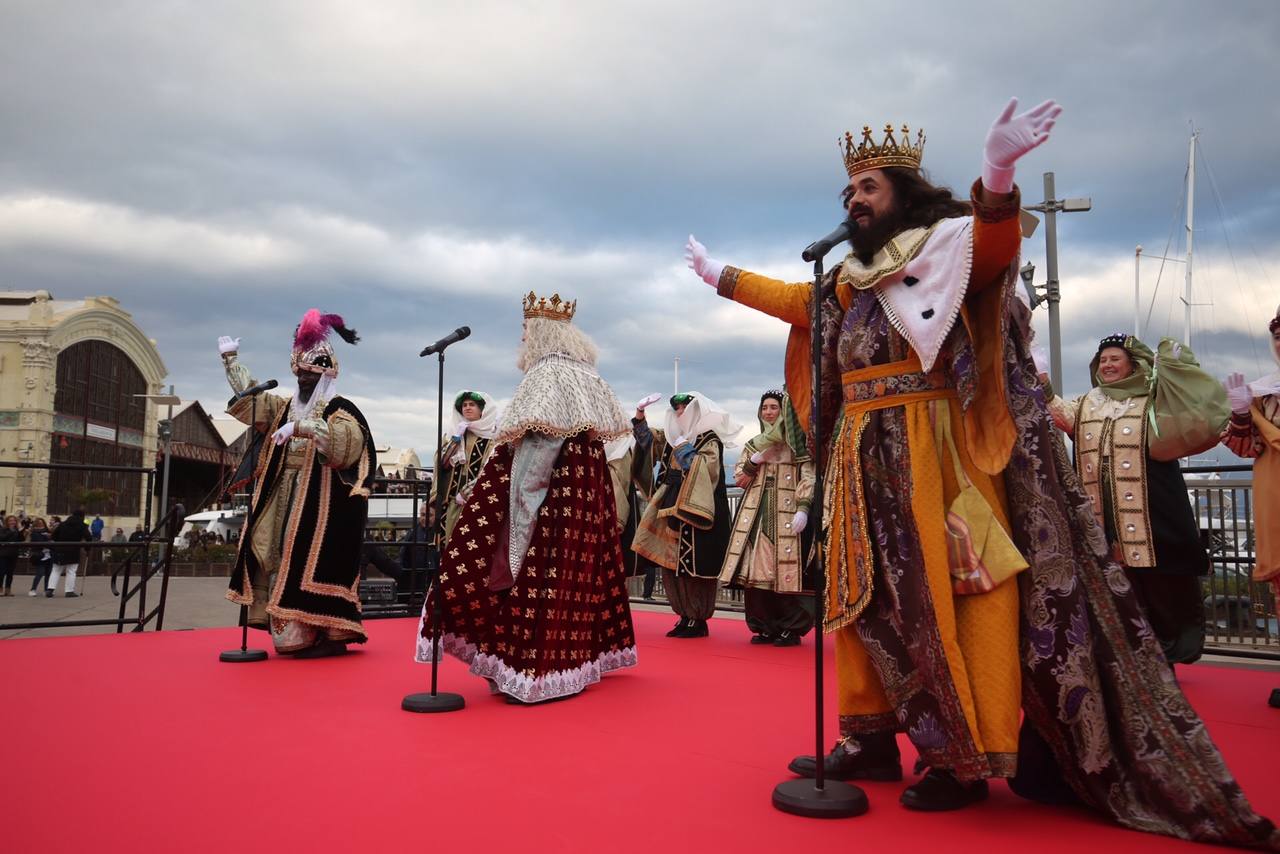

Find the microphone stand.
xmin=402 ymin=341 xmax=466 ymax=713
xmin=771 ymin=254 xmax=867 ymax=818
xmin=221 ymin=389 xmax=269 ymax=663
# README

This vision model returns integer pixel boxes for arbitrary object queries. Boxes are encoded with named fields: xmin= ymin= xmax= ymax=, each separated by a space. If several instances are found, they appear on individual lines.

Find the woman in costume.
xmin=720 ymin=391 xmax=814 ymax=646
xmin=434 ymin=390 xmax=498 ymax=545
xmin=1222 ymin=306 xmax=1280 ymax=708
xmin=1049 ymin=333 xmax=1208 ymax=665
xmin=216 ymin=309 xmax=376 ymax=658
xmin=632 ymin=392 xmax=737 ymax=638
xmin=417 ymin=292 xmax=637 ymax=703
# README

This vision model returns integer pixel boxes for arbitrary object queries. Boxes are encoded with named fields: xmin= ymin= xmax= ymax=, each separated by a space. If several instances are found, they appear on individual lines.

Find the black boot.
xmin=788 ymin=733 xmax=902 ymax=782
xmin=667 ymin=618 xmax=691 ymax=638
xmin=900 ymin=768 xmax=989 ymax=811
xmin=292 ymin=640 xmax=349 ymax=659
xmin=1269 ymin=688 xmax=1280 ymax=709
xmin=773 ymin=630 xmax=801 ymax=647
xmin=680 ymin=619 xmax=708 ymax=638
xmin=749 ymin=633 xmax=774 ymax=645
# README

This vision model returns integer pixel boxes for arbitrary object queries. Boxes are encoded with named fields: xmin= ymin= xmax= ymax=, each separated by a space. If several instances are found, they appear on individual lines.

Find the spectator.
xmin=48 ymin=508 xmax=91 ymax=597
xmin=109 ymin=527 xmax=127 ymax=562
xmin=128 ymin=524 xmax=146 ymax=543
xmin=90 ymin=514 xmax=105 ymax=542
xmin=26 ymin=518 xmax=52 ymax=596
xmin=0 ymin=515 xmax=22 ymax=596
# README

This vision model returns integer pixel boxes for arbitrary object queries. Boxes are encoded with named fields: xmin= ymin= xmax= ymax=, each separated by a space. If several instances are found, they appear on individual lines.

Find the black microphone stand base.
xmin=401 ymin=690 xmax=465 ymax=713
xmin=219 ymin=648 xmax=268 ymax=663
xmin=771 ymin=778 xmax=868 ymax=818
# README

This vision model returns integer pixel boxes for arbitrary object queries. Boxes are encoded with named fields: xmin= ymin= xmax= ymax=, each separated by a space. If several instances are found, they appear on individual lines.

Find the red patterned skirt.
xmin=416 ymin=435 xmax=637 ymax=702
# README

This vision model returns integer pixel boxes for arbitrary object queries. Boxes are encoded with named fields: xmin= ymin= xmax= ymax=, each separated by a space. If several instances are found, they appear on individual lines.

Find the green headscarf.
xmin=1090 ymin=334 xmax=1154 ymax=401
xmin=746 ymin=393 xmax=810 ymax=463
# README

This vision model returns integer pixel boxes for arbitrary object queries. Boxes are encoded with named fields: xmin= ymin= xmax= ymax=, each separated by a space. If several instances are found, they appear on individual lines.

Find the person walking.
xmin=48 ymin=509 xmax=91 ymax=597
xmin=26 ymin=519 xmax=52 ymax=596
xmin=0 ymin=515 xmax=22 ymax=596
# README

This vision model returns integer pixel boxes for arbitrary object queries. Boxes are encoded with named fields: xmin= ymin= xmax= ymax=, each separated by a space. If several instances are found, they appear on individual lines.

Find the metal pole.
xmin=1043 ymin=172 xmax=1063 ymax=393
xmin=158 ymin=384 xmax=175 ymax=561
xmin=1184 ymin=132 xmax=1197 ymax=348
xmin=1134 ymin=245 xmax=1142 ymax=338
xmin=673 ymin=357 xmax=680 ymax=395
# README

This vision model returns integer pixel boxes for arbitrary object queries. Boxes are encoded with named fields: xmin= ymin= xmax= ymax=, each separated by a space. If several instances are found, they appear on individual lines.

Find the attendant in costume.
xmin=1048 ymin=334 xmax=1208 ymax=665
xmin=416 ymin=292 xmax=637 ymax=703
xmin=434 ymin=390 xmax=498 ymax=545
xmin=720 ymin=390 xmax=814 ymax=647
xmin=217 ymin=309 xmax=376 ymax=658
xmin=632 ymin=392 xmax=737 ymax=639
xmin=684 ymin=99 xmax=1277 ymax=845
xmin=605 ymin=433 xmax=650 ymax=579
xmin=1222 ymin=305 xmax=1280 ymax=708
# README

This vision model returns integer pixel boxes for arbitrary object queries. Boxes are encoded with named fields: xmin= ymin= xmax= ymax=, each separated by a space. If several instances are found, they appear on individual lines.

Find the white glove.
xmin=982 ymin=98 xmax=1062 ymax=194
xmin=672 ymin=435 xmax=688 ymax=447
xmin=271 ymin=422 xmax=296 ymax=446
xmin=1225 ymin=372 xmax=1253 ymax=415
xmin=684 ymin=235 xmax=724 ymax=287
xmin=749 ymin=451 xmax=765 ymax=465
xmin=451 ymin=420 xmax=469 ymax=439
xmin=217 ymin=336 xmax=241 ymax=355
xmin=635 ymin=393 xmax=662 ymax=412
xmin=454 ymin=491 xmax=467 ymax=507
xmin=792 ymin=509 xmax=808 ymax=534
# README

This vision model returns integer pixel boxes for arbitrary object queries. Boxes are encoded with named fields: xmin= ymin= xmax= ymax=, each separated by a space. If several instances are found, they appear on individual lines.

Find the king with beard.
xmin=217 ymin=310 xmax=376 ymax=658
xmin=682 ymin=99 xmax=1278 ymax=847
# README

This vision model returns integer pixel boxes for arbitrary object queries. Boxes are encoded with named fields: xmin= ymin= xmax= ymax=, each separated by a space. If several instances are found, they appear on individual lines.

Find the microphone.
xmin=801 ymin=216 xmax=859 ymax=263
xmin=420 ymin=326 xmax=471 ymax=357
xmin=231 ymin=379 xmax=278 ymax=401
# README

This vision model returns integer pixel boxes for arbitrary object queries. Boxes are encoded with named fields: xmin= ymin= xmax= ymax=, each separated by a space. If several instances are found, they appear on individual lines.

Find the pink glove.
xmin=685 ymin=235 xmax=724 ymax=287
xmin=983 ymin=98 xmax=1062 ymax=194
xmin=271 ymin=422 xmax=295 ymax=446
xmin=635 ymin=393 xmax=662 ymax=412
xmin=749 ymin=451 xmax=765 ymax=465
xmin=792 ymin=510 xmax=808 ymax=534
xmin=1224 ymin=373 xmax=1252 ymax=415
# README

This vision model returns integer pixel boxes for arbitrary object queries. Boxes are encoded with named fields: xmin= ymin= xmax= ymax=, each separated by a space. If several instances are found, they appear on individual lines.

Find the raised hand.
xmin=684 ymin=235 xmax=724 ymax=287
xmin=1224 ymin=372 xmax=1253 ymax=414
xmin=635 ymin=393 xmax=662 ymax=418
xmin=983 ymin=97 xmax=1062 ymax=194
xmin=217 ymin=336 xmax=241 ymax=355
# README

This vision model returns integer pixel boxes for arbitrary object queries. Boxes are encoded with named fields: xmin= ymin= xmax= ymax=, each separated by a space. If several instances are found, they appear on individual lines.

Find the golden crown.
xmin=841 ymin=123 xmax=926 ymax=179
xmin=522 ymin=291 xmax=577 ymax=323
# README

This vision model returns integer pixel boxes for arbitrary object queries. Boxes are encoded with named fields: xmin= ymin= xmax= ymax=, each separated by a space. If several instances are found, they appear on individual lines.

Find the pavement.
xmin=1 ymin=574 xmax=1276 ymax=675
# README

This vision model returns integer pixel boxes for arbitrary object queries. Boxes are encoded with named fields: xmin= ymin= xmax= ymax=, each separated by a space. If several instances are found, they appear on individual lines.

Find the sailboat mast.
xmin=1183 ymin=130 xmax=1198 ymax=348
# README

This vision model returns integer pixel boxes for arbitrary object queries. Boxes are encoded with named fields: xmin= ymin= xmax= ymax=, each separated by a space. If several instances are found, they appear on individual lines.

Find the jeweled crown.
xmin=522 ymin=291 xmax=577 ymax=323
xmin=841 ymin=123 xmax=926 ymax=178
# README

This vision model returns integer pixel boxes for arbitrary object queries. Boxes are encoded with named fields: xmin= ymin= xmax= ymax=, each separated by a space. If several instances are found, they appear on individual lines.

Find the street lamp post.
xmin=135 ymin=386 xmax=181 ymax=545
xmin=1022 ymin=172 xmax=1092 ymax=393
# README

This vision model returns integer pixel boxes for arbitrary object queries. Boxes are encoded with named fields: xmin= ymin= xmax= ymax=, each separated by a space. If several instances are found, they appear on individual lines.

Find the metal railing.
xmin=0 ymin=460 xmax=184 ymax=634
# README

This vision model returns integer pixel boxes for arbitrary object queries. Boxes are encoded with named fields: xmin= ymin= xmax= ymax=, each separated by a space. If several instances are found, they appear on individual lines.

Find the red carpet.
xmin=3 ymin=611 xmax=1277 ymax=853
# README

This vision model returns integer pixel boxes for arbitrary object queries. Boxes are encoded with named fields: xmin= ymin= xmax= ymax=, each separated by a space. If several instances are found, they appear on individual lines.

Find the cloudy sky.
xmin=2 ymin=1 xmax=1278 ymax=461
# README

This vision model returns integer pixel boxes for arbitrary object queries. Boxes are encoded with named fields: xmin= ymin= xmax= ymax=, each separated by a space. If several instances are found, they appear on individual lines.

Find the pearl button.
xmin=1122 ymin=427 xmax=1132 ymax=435
xmin=1085 ymin=433 xmax=1093 ymax=440
xmin=785 ymin=547 xmax=792 ymax=554
xmin=1121 ymin=461 xmax=1132 ymax=469
xmin=1124 ymin=492 xmax=1134 ymax=500
xmin=1131 ymin=550 xmax=1140 ymax=559
xmin=1126 ymin=524 xmax=1136 ymax=532
xmin=1085 ymin=464 xmax=1093 ymax=473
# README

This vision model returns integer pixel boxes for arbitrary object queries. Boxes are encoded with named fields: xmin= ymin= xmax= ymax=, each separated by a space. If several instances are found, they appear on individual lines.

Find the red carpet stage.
xmin=4 ymin=611 xmax=1277 ymax=853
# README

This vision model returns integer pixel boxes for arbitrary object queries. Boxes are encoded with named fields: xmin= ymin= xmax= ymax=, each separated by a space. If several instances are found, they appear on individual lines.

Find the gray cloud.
xmin=1 ymin=0 xmax=1277 ymax=457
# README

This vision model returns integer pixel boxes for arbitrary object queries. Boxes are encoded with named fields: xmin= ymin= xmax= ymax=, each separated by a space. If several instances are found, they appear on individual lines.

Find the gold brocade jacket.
xmin=719 ymin=441 xmax=814 ymax=593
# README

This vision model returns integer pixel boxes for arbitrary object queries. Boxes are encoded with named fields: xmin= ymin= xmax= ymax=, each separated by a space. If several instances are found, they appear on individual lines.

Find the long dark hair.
xmin=841 ymin=167 xmax=970 ymax=228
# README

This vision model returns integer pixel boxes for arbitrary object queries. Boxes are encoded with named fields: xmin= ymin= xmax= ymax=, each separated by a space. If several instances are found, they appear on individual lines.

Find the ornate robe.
xmin=434 ymin=430 xmax=493 ymax=545
xmin=716 ymin=179 xmax=1277 ymax=847
xmin=1224 ymin=395 xmax=1280 ymax=586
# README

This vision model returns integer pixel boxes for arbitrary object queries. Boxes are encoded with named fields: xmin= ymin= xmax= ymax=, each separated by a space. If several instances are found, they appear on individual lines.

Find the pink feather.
xmin=293 ymin=308 xmax=328 ymax=350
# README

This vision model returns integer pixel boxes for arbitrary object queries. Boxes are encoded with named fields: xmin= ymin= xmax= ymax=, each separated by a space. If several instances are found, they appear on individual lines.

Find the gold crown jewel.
xmin=841 ymin=123 xmax=926 ymax=179
xmin=522 ymin=291 xmax=577 ymax=323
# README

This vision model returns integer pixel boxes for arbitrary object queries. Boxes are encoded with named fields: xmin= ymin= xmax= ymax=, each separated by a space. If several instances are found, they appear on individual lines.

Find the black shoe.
xmin=65 ymin=592 xmax=79 ymax=598
xmin=750 ymin=633 xmax=774 ymax=645
xmin=677 ymin=619 xmax=708 ymax=638
xmin=45 ymin=590 xmax=53 ymax=598
xmin=292 ymin=640 xmax=348 ymax=659
xmin=1269 ymin=688 xmax=1280 ymax=709
xmin=666 ymin=618 xmax=689 ymax=638
xmin=773 ymin=631 xmax=801 ymax=647
xmin=900 ymin=769 xmax=989 ymax=811
xmin=788 ymin=735 xmax=902 ymax=782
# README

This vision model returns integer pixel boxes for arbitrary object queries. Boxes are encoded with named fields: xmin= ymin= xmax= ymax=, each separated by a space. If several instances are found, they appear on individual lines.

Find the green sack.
xmin=1147 ymin=338 xmax=1230 ymax=462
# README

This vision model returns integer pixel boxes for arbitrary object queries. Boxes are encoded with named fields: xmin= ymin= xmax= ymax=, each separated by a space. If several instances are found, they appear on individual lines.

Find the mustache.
xmin=848 ymin=204 xmax=873 ymax=218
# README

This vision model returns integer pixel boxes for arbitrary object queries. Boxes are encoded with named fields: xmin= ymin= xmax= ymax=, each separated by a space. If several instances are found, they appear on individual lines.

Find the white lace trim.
xmin=415 ymin=627 xmax=638 ymax=703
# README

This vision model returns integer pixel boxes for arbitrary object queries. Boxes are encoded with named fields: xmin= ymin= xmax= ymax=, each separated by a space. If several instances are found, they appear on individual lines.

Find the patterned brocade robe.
xmin=434 ymin=430 xmax=493 ymax=546
xmin=222 ymin=357 xmax=375 ymax=652
xmin=714 ymin=180 xmax=1278 ymax=847
xmin=720 ymin=437 xmax=814 ymax=593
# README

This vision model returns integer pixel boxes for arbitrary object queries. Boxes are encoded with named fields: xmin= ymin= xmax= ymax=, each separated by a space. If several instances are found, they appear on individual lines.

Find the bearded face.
xmin=843 ymin=168 xmax=904 ymax=264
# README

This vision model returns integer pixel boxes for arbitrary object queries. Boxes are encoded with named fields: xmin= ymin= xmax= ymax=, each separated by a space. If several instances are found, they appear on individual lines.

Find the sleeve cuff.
xmin=716 ymin=266 xmax=742 ymax=300
xmin=970 ymin=178 xmax=1021 ymax=223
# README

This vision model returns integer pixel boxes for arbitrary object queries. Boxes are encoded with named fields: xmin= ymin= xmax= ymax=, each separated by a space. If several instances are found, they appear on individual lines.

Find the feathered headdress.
xmin=291 ymin=309 xmax=359 ymax=377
